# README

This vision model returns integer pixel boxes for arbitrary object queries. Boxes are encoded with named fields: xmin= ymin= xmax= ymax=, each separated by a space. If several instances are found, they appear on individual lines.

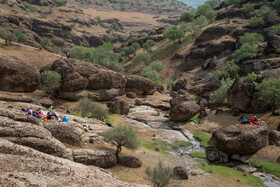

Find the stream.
xmin=126 ymin=105 xmax=280 ymax=187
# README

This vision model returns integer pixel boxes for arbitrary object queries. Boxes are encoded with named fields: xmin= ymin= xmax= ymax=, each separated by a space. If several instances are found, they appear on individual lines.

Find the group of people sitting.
xmin=23 ymin=106 xmax=69 ymax=122
xmin=240 ymin=115 xmax=261 ymax=125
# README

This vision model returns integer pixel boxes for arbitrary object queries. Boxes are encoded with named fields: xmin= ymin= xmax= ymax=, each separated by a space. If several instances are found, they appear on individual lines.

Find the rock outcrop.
xmin=0 ymin=139 xmax=147 ymax=186
xmin=0 ymin=54 xmax=40 ymax=92
xmin=169 ymin=101 xmax=200 ymax=122
xmin=0 ymin=116 xmax=73 ymax=160
xmin=73 ymin=149 xmax=117 ymax=168
xmin=125 ymin=75 xmax=156 ymax=95
xmin=42 ymin=58 xmax=127 ymax=101
xmin=206 ymin=146 xmax=229 ymax=163
xmin=106 ymin=97 xmax=130 ymax=115
xmin=118 ymin=155 xmax=143 ymax=168
xmin=211 ymin=124 xmax=269 ymax=155
xmin=173 ymin=166 xmax=189 ymax=180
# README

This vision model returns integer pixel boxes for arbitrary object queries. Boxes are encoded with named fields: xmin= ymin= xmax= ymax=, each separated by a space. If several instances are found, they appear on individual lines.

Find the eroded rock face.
xmin=169 ymin=101 xmax=200 ymax=122
xmin=206 ymin=146 xmax=229 ymax=163
xmin=211 ymin=124 xmax=269 ymax=155
xmin=0 ymin=116 xmax=73 ymax=160
xmin=0 ymin=54 xmax=40 ymax=92
xmin=269 ymin=130 xmax=280 ymax=146
xmin=73 ymin=149 xmax=117 ymax=168
xmin=118 ymin=156 xmax=143 ymax=168
xmin=125 ymin=75 xmax=156 ymax=95
xmin=0 ymin=140 xmax=147 ymax=187
xmin=227 ymin=78 xmax=270 ymax=113
xmin=42 ymin=59 xmax=127 ymax=101
xmin=106 ymin=98 xmax=130 ymax=115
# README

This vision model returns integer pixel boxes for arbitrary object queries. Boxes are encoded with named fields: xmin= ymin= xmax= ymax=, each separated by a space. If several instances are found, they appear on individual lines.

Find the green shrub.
xmin=39 ymin=37 xmax=51 ymax=50
xmin=140 ymin=32 xmax=148 ymax=38
xmin=220 ymin=60 xmax=240 ymax=79
xmin=163 ymin=27 xmax=185 ymax=43
xmin=102 ymin=125 xmax=140 ymax=159
xmin=135 ymin=52 xmax=151 ymax=64
xmin=74 ymin=98 xmax=108 ymax=120
xmin=14 ymin=30 xmax=27 ymax=44
xmin=179 ymin=23 xmax=191 ymax=33
xmin=40 ymin=71 xmax=61 ymax=95
xmin=196 ymin=3 xmax=217 ymax=22
xmin=145 ymin=160 xmax=177 ymax=187
xmin=193 ymin=15 xmax=208 ymax=26
xmin=249 ymin=16 xmax=264 ymax=29
xmin=213 ymin=78 xmax=235 ymax=105
xmin=193 ymin=132 xmax=213 ymax=148
xmin=244 ymin=72 xmax=261 ymax=83
xmin=143 ymin=40 xmax=155 ymax=52
xmin=141 ymin=61 xmax=165 ymax=86
xmin=54 ymin=0 xmax=66 ymax=6
xmin=243 ymin=3 xmax=254 ymax=12
xmin=180 ymin=12 xmax=194 ymax=22
xmin=254 ymin=5 xmax=275 ymax=20
xmin=268 ymin=24 xmax=280 ymax=35
xmin=232 ymin=43 xmax=258 ymax=61
xmin=256 ymin=78 xmax=280 ymax=114
xmin=166 ymin=78 xmax=175 ymax=89
xmin=239 ymin=33 xmax=264 ymax=46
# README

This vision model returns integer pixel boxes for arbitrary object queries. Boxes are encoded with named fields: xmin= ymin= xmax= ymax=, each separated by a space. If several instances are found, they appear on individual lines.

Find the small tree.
xmin=243 ymin=3 xmax=254 ymax=12
xmin=179 ymin=23 xmax=191 ymax=33
xmin=163 ymin=27 xmax=184 ymax=43
xmin=213 ymin=78 xmax=235 ymax=105
xmin=74 ymin=98 xmax=108 ymax=120
xmin=135 ymin=52 xmax=151 ymax=64
xmin=180 ymin=12 xmax=194 ymax=22
xmin=140 ymin=32 xmax=148 ymax=38
xmin=39 ymin=37 xmax=51 ymax=50
xmin=0 ymin=29 xmax=17 ymax=46
xmin=166 ymin=78 xmax=175 ymax=89
xmin=145 ymin=160 xmax=176 ymax=187
xmin=102 ymin=125 xmax=141 ymax=160
xmin=220 ymin=60 xmax=240 ymax=79
xmin=40 ymin=71 xmax=61 ymax=95
xmin=193 ymin=16 xmax=208 ymax=26
xmin=256 ymin=78 xmax=280 ymax=115
xmin=249 ymin=16 xmax=264 ymax=29
xmin=268 ymin=24 xmax=280 ymax=36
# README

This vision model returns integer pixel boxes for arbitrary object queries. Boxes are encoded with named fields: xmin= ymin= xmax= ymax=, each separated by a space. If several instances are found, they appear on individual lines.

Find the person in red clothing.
xmin=249 ymin=116 xmax=255 ymax=124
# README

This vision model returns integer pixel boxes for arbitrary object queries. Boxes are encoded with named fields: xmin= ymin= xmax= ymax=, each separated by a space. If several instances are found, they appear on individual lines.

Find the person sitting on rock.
xmin=157 ymin=110 xmax=161 ymax=116
xmin=27 ymin=107 xmax=33 ymax=115
xmin=241 ymin=116 xmax=248 ymax=124
xmin=63 ymin=115 xmax=69 ymax=122
xmin=249 ymin=116 xmax=255 ymax=124
xmin=50 ymin=107 xmax=61 ymax=121
xmin=256 ymin=119 xmax=261 ymax=125
xmin=106 ymin=122 xmax=114 ymax=127
xmin=83 ymin=124 xmax=93 ymax=131
xmin=47 ymin=112 xmax=51 ymax=120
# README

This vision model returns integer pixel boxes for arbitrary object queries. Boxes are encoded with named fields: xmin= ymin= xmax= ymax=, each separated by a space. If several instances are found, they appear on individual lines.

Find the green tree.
xmin=14 ymin=30 xmax=27 ymax=44
xmin=163 ymin=27 xmax=185 ymax=43
xmin=268 ymin=24 xmax=280 ymax=35
xmin=232 ymin=43 xmax=259 ymax=61
xmin=40 ymin=71 xmax=61 ymax=95
xmin=256 ymin=78 xmax=280 ymax=115
xmin=135 ymin=52 xmax=151 ymax=64
xmin=275 ymin=0 xmax=280 ymax=11
xmin=102 ymin=125 xmax=141 ymax=160
xmin=143 ymin=40 xmax=155 ymax=52
xmin=141 ymin=61 xmax=165 ymax=86
xmin=206 ymin=0 xmax=222 ymax=9
xmin=140 ymin=32 xmax=148 ymax=38
xmin=0 ymin=29 xmax=17 ymax=46
xmin=145 ymin=160 xmax=177 ymax=187
xmin=196 ymin=3 xmax=217 ymax=22
xmin=244 ymin=72 xmax=261 ymax=83
xmin=39 ymin=37 xmax=51 ymax=50
xmin=180 ymin=12 xmax=194 ymax=22
xmin=123 ymin=46 xmax=135 ymax=57
xmin=131 ymin=42 xmax=141 ymax=51
xmin=193 ymin=16 xmax=208 ymax=26
xmin=179 ymin=23 xmax=191 ymax=33
xmin=74 ymin=98 xmax=108 ymax=120
xmin=243 ymin=3 xmax=254 ymax=12
xmin=239 ymin=33 xmax=264 ymax=45
xmin=166 ymin=78 xmax=175 ymax=89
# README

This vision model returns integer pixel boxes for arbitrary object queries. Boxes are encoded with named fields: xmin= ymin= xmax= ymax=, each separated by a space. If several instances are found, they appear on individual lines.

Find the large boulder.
xmin=118 ymin=156 xmax=143 ymax=168
xmin=269 ymin=130 xmax=280 ymax=146
xmin=0 ymin=54 xmax=40 ymax=92
xmin=0 ymin=116 xmax=73 ymax=160
xmin=73 ymin=149 xmax=117 ymax=168
xmin=170 ymin=96 xmax=194 ymax=108
xmin=106 ymin=97 xmax=130 ymax=115
xmin=211 ymin=124 xmax=269 ymax=155
xmin=169 ymin=101 xmax=200 ymax=122
xmin=206 ymin=146 xmax=229 ymax=163
xmin=125 ymin=75 xmax=156 ymax=95
xmin=172 ymin=78 xmax=187 ymax=92
xmin=173 ymin=166 xmax=189 ymax=180
xmin=227 ymin=78 xmax=270 ymax=113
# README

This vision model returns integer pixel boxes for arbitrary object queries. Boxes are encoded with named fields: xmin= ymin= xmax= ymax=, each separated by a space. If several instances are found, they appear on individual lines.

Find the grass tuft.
xmin=248 ymin=159 xmax=280 ymax=178
xmin=198 ymin=163 xmax=264 ymax=187
xmin=193 ymin=132 xmax=213 ymax=148
xmin=190 ymin=152 xmax=206 ymax=158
